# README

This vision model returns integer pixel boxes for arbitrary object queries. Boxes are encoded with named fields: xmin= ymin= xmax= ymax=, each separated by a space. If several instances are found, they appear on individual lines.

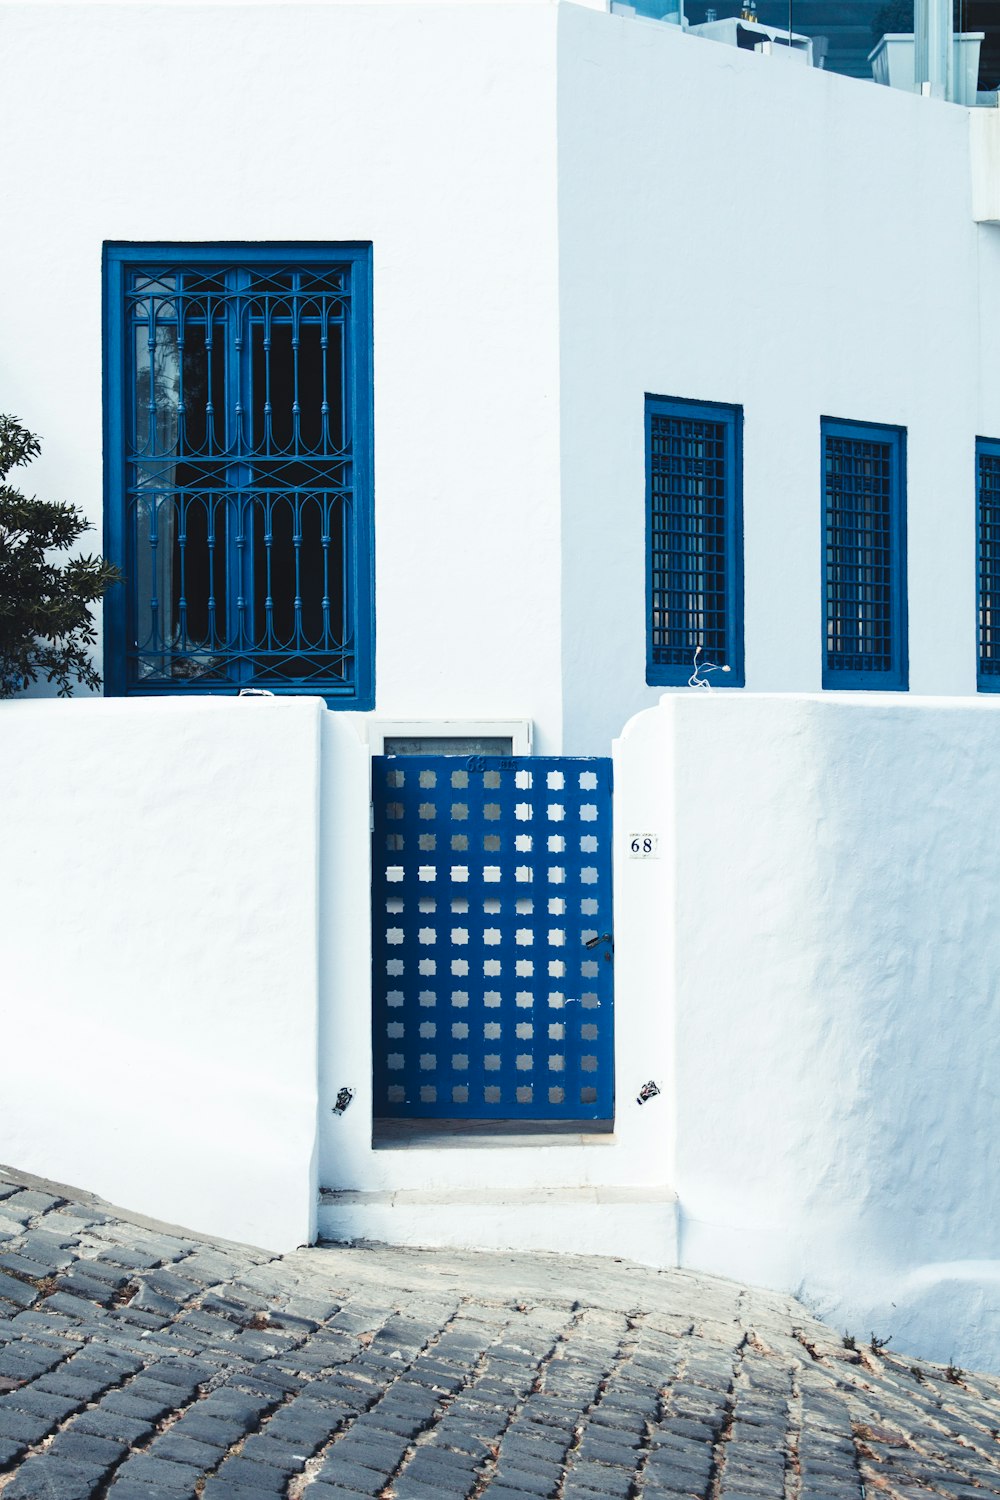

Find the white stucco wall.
xmin=616 ymin=692 xmax=1000 ymax=1369
xmin=3 ymin=0 xmax=996 ymax=755
xmin=0 ymin=697 xmax=323 ymax=1250
xmin=558 ymin=7 xmax=994 ymax=751
xmin=0 ymin=0 xmax=565 ymax=748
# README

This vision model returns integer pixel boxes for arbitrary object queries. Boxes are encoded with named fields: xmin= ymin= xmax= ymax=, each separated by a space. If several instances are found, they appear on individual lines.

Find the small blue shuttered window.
xmin=645 ymin=395 xmax=744 ymax=687
xmin=822 ymin=417 xmax=907 ymax=691
xmin=103 ymin=243 xmax=374 ymax=705
xmin=977 ymin=437 xmax=1000 ymax=690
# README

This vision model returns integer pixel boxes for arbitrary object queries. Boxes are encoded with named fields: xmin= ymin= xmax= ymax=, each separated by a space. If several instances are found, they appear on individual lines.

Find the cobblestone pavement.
xmin=0 ymin=1168 xmax=999 ymax=1500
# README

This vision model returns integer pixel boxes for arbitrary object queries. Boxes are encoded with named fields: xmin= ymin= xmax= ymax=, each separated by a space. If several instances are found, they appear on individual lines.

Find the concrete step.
xmin=317 ymin=1185 xmax=678 ymax=1268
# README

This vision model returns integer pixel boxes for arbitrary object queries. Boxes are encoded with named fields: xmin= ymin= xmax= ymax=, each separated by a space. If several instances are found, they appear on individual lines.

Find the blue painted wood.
xmin=372 ymin=756 xmax=615 ymax=1120
xmin=102 ymin=243 xmax=374 ymax=707
xmin=821 ymin=415 xmax=908 ymax=692
xmin=645 ymin=393 xmax=745 ymax=689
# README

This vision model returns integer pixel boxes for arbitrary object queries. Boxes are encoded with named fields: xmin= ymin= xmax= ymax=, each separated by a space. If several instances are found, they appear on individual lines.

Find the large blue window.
xmin=103 ymin=243 xmax=374 ymax=705
xmin=822 ymin=417 xmax=907 ymax=691
xmin=645 ymin=394 xmax=744 ymax=687
xmin=978 ymin=437 xmax=1000 ymax=690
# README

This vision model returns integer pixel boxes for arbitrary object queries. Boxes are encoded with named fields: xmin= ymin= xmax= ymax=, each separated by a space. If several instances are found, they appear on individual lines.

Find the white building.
xmin=4 ymin=0 xmax=1000 ymax=1370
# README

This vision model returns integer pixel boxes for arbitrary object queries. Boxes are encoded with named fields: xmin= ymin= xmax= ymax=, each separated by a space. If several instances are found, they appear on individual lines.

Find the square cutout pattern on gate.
xmin=372 ymin=757 xmax=614 ymax=1119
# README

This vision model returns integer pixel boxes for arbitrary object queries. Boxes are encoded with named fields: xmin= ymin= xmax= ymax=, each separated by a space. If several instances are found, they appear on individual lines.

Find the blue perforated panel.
xmin=978 ymin=438 xmax=1000 ymax=689
xmin=372 ymin=757 xmax=614 ymax=1120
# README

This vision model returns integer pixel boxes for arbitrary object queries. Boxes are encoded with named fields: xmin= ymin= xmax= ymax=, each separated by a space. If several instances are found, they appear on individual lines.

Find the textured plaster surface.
xmin=0 ymin=698 xmax=322 ymax=1250
xmin=616 ymin=692 xmax=1000 ymax=1372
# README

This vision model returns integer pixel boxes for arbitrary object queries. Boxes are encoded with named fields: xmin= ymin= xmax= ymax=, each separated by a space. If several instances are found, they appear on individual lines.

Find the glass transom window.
xmin=103 ymin=243 xmax=373 ymax=704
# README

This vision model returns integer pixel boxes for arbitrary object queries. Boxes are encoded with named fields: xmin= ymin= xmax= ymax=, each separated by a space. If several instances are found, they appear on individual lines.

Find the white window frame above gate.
xmin=367 ymin=719 xmax=533 ymax=756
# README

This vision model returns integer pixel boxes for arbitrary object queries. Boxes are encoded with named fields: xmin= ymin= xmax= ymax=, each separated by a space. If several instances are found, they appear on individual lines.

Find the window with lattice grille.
xmin=103 ymin=243 xmax=373 ymax=704
xmin=644 ymin=395 xmax=744 ymax=687
xmin=822 ymin=418 xmax=906 ymax=691
xmin=978 ymin=438 xmax=1000 ymax=691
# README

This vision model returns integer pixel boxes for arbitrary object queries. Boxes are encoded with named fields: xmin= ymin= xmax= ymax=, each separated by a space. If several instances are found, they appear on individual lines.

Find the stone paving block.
xmin=150 ymin=1430 xmax=229 ymax=1468
xmin=36 ymin=1368 xmax=116 ymax=1402
xmin=97 ymin=1246 xmax=164 ymax=1272
xmin=500 ymin=1428 xmax=569 ymax=1463
xmin=211 ymin=1456 xmax=288 ymax=1492
xmin=223 ymin=1369 xmax=296 ymax=1399
xmin=100 ymin=1387 xmax=181 ymax=1423
xmin=0 ymin=1402 xmax=57 ymax=1442
xmin=578 ymin=1430 xmax=646 ymax=1465
xmin=327 ymin=1425 xmax=409 ymax=1474
xmin=565 ymin=1456 xmax=639 ymax=1497
xmin=492 ymin=1459 xmax=561 ymax=1495
xmin=41 ymin=1292 xmax=110 ymax=1323
xmin=114 ymin=1453 xmax=206 ymax=1490
xmin=6 ymin=1385 xmax=84 ymax=1424
xmin=72 ymin=1406 xmax=154 ymax=1445
xmin=402 ymin=1445 xmax=481 ymax=1482
xmin=0 ymin=1344 xmax=65 ymax=1381
xmin=0 ymin=1434 xmax=25 ymax=1466
xmin=107 ymin=1483 xmax=201 ymax=1500
xmin=259 ymin=1403 xmax=347 ymax=1448
xmin=392 ymin=1475 xmax=473 ymax=1500
xmin=4 ymin=1191 xmax=63 ymax=1218
xmin=307 ymin=1486 xmax=385 ymax=1500
xmin=426 ymin=1416 xmax=500 ymax=1456
xmin=200 ymin=1483 xmax=292 ymax=1500
xmin=47 ymin=1428 xmax=128 ymax=1467
xmin=315 ymin=1453 xmax=391 ymax=1494
xmin=237 ymin=1430 xmax=313 ymax=1468
xmin=0 ymin=1274 xmax=38 ymax=1310
xmin=639 ymin=1479 xmax=705 ymax=1499
xmin=166 ymin=1410 xmax=249 ymax=1448
xmin=4 ymin=1456 xmax=108 ymax=1500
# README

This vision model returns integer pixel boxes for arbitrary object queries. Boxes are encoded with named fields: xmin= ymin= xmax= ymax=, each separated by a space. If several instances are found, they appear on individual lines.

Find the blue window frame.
xmin=822 ymin=417 xmax=907 ymax=691
xmin=645 ymin=394 xmax=744 ymax=687
xmin=103 ymin=243 xmax=374 ymax=705
xmin=977 ymin=437 xmax=1000 ymax=691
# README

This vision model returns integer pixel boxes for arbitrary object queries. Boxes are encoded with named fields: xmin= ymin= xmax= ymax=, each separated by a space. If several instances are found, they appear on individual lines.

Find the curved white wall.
xmin=615 ymin=692 xmax=1000 ymax=1369
xmin=0 ymin=697 xmax=323 ymax=1251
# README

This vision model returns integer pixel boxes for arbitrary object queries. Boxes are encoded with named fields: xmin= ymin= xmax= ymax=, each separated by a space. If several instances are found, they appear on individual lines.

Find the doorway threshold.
xmin=372 ymin=1118 xmax=615 ymax=1150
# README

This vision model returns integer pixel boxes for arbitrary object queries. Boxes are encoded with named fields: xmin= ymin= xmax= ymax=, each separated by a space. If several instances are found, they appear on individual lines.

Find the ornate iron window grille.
xmin=103 ymin=244 xmax=374 ymax=704
xmin=644 ymin=394 xmax=744 ymax=687
xmin=822 ymin=417 xmax=907 ymax=691
xmin=977 ymin=437 xmax=1000 ymax=690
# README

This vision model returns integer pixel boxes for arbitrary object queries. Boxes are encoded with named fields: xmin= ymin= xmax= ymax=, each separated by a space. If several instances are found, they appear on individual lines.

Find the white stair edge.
xmin=317 ymin=1187 xmax=678 ymax=1269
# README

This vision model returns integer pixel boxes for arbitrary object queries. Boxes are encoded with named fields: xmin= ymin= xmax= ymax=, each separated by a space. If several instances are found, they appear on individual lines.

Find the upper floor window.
xmin=822 ymin=417 xmax=907 ymax=691
xmin=103 ymin=243 xmax=374 ymax=705
xmin=645 ymin=394 xmax=744 ymax=687
xmin=977 ymin=436 xmax=1000 ymax=691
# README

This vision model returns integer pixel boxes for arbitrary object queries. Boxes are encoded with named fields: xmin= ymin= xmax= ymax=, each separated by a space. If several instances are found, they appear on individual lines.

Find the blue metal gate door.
xmin=372 ymin=756 xmax=614 ymax=1120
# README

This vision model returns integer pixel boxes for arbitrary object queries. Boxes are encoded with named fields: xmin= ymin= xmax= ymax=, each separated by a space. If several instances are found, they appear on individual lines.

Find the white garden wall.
xmin=0 ymin=697 xmax=323 ymax=1250
xmin=615 ymin=692 xmax=1000 ymax=1370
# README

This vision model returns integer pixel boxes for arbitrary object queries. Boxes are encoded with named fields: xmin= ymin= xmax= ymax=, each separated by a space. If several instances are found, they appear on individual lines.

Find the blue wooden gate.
xmin=372 ymin=756 xmax=614 ymax=1120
